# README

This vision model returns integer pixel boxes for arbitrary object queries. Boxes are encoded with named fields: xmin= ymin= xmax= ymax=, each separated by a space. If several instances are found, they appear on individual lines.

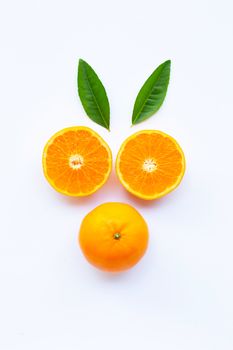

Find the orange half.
xmin=116 ymin=130 xmax=185 ymax=200
xmin=42 ymin=126 xmax=112 ymax=196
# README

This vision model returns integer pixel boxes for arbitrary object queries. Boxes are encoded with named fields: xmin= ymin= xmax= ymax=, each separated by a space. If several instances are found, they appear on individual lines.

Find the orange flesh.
xmin=43 ymin=127 xmax=112 ymax=196
xmin=116 ymin=130 xmax=185 ymax=200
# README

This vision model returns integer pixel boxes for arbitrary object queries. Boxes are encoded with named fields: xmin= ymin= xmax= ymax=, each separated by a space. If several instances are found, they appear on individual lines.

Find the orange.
xmin=79 ymin=202 xmax=149 ymax=272
xmin=42 ymin=126 xmax=112 ymax=196
xmin=116 ymin=130 xmax=185 ymax=200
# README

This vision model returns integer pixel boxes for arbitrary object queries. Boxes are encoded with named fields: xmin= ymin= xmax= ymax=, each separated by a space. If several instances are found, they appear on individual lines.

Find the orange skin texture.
xmin=79 ymin=203 xmax=149 ymax=272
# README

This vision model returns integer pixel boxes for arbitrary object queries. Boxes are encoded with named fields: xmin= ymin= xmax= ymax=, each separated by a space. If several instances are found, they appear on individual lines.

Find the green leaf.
xmin=78 ymin=59 xmax=110 ymax=130
xmin=132 ymin=60 xmax=171 ymax=125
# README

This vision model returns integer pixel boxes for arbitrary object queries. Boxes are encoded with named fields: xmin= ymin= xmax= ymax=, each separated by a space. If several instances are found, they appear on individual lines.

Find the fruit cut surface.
xmin=42 ymin=126 xmax=112 ymax=196
xmin=79 ymin=202 xmax=149 ymax=272
xmin=116 ymin=130 xmax=185 ymax=200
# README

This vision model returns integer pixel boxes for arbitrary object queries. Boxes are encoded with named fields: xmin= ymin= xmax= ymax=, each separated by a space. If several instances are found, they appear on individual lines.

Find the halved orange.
xmin=42 ymin=126 xmax=112 ymax=196
xmin=116 ymin=130 xmax=185 ymax=200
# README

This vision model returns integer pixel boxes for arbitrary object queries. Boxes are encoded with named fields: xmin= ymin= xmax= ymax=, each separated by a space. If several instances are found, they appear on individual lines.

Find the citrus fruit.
xmin=42 ymin=126 xmax=112 ymax=196
xmin=79 ymin=202 xmax=149 ymax=272
xmin=116 ymin=130 xmax=185 ymax=200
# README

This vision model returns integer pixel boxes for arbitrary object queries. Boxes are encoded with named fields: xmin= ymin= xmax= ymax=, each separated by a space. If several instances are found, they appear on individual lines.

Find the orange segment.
xmin=116 ymin=130 xmax=185 ymax=200
xmin=42 ymin=126 xmax=112 ymax=196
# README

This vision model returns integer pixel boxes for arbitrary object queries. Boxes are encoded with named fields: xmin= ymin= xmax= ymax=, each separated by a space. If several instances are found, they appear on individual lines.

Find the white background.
xmin=0 ymin=0 xmax=233 ymax=349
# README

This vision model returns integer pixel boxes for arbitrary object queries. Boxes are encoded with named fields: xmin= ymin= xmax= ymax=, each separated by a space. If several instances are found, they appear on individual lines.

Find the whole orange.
xmin=79 ymin=202 xmax=149 ymax=272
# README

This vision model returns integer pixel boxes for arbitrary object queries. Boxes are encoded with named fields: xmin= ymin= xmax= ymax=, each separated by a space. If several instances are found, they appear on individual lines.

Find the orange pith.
xmin=116 ymin=130 xmax=185 ymax=200
xmin=42 ymin=126 xmax=112 ymax=196
xmin=79 ymin=202 xmax=149 ymax=272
